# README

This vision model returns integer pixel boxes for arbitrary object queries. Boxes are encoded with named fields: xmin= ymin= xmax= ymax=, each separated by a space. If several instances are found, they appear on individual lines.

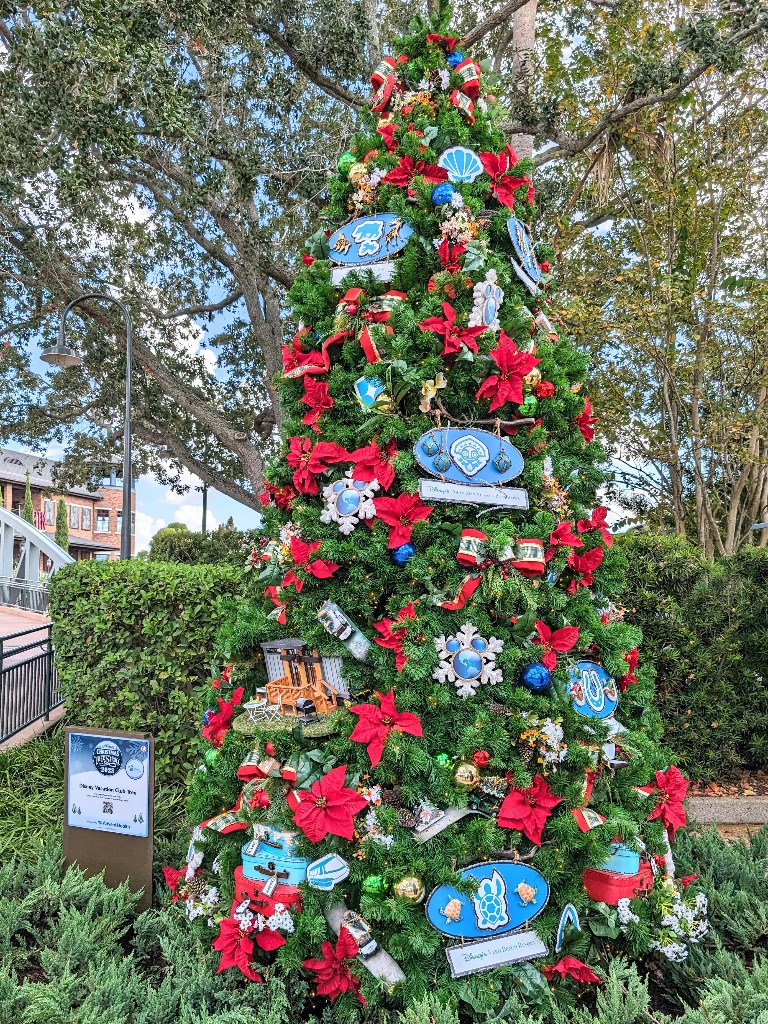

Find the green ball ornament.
xmin=337 ymin=151 xmax=357 ymax=178
xmin=435 ymin=753 xmax=451 ymax=767
xmin=520 ymin=395 xmax=538 ymax=416
xmin=204 ymin=748 xmax=219 ymax=766
xmin=362 ymin=874 xmax=386 ymax=894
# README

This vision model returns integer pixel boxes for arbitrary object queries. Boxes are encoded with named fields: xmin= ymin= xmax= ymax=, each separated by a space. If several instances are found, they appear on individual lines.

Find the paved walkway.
xmin=0 ymin=606 xmax=50 ymax=639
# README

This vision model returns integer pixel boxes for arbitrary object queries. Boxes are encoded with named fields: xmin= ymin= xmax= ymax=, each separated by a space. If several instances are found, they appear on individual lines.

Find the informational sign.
xmin=419 ymin=478 xmax=529 ymax=509
xmin=66 ymin=731 xmax=150 ymax=837
xmin=445 ymin=930 xmax=548 ymax=978
xmin=63 ymin=727 xmax=154 ymax=911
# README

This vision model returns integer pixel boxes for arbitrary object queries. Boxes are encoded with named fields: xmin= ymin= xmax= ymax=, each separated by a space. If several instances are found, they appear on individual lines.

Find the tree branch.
xmin=462 ymin=0 xmax=532 ymax=47
xmin=154 ymin=290 xmax=244 ymax=320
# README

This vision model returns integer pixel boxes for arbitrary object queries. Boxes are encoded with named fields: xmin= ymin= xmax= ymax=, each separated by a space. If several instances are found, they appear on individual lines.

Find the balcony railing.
xmin=0 ymin=623 xmax=62 ymax=743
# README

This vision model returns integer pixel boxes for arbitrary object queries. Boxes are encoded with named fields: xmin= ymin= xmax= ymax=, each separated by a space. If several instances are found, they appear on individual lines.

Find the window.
xmin=3 ymin=457 xmax=22 ymax=466
xmin=116 ymin=510 xmax=122 ymax=534
xmin=94 ymin=552 xmax=110 ymax=561
xmin=68 ymin=504 xmax=80 ymax=529
xmin=44 ymin=500 xmax=55 ymax=526
xmin=131 ymin=511 xmax=135 ymax=535
xmin=95 ymin=509 xmax=110 ymax=532
xmin=81 ymin=506 xmax=92 ymax=531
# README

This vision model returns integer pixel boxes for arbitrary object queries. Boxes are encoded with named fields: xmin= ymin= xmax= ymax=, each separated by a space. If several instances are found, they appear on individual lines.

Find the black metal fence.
xmin=0 ymin=624 xmax=62 ymax=744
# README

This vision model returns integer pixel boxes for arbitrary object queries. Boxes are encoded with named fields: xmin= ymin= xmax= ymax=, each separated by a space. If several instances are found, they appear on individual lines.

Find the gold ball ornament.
xmin=454 ymin=761 xmax=480 ymax=789
xmin=393 ymin=875 xmax=425 ymax=903
xmin=347 ymin=162 xmax=368 ymax=185
xmin=522 ymin=366 xmax=542 ymax=388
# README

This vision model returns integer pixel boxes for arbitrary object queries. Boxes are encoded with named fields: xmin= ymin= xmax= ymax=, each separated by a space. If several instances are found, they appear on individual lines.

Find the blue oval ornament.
xmin=413 ymin=427 xmax=523 ymax=486
xmin=328 ymin=214 xmax=414 ymax=266
xmin=426 ymin=862 xmax=549 ymax=940
xmin=567 ymin=660 xmax=618 ymax=719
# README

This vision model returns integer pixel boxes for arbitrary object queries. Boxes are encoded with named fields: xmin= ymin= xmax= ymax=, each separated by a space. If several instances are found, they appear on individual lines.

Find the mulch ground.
xmin=689 ymin=768 xmax=768 ymax=798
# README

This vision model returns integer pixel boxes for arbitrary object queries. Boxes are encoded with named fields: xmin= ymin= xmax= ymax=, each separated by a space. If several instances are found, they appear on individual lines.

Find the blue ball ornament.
xmin=446 ymin=51 xmax=464 ymax=69
xmin=392 ymin=542 xmax=416 ymax=566
xmin=203 ymin=707 xmax=215 ymax=726
xmin=432 ymin=182 xmax=456 ymax=206
xmin=520 ymin=662 xmax=552 ymax=694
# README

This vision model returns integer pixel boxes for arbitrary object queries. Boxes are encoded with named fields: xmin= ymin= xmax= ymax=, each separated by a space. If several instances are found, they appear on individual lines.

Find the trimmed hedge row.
xmin=49 ymin=560 xmax=245 ymax=786
xmin=620 ymin=533 xmax=768 ymax=781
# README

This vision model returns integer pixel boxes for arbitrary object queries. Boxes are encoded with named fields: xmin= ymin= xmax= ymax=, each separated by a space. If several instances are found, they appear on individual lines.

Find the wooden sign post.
xmin=63 ymin=726 xmax=154 ymax=911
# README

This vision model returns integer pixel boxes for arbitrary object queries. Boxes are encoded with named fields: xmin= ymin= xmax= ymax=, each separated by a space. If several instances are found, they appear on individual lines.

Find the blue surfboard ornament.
xmin=555 ymin=903 xmax=581 ymax=953
xmin=567 ymin=660 xmax=618 ymax=719
xmin=328 ymin=214 xmax=413 ymax=266
xmin=425 ymin=861 xmax=549 ymax=940
xmin=413 ymin=428 xmax=523 ymax=487
xmin=507 ymin=216 xmax=543 ymax=293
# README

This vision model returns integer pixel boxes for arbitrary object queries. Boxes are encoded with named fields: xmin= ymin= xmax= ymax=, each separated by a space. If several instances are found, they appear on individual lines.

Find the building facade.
xmin=0 ymin=448 xmax=136 ymax=561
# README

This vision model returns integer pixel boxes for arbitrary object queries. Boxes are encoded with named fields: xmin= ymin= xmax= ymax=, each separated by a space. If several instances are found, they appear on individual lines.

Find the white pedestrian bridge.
xmin=0 ymin=506 xmax=73 ymax=613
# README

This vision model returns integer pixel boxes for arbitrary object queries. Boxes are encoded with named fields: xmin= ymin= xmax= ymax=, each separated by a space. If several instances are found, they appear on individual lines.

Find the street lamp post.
xmin=42 ymin=293 xmax=134 ymax=560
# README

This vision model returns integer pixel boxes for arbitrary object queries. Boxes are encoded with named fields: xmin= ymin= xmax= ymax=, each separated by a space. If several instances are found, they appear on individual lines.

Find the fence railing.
xmin=0 ymin=623 xmax=62 ymax=744
xmin=0 ymin=577 xmax=49 ymax=614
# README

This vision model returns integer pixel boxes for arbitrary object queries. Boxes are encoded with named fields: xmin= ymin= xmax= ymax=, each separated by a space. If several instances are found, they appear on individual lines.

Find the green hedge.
xmin=620 ymin=533 xmax=768 ymax=781
xmin=49 ymin=560 xmax=245 ymax=787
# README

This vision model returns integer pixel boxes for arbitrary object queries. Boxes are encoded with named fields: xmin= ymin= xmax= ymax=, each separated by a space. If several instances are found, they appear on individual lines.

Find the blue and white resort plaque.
xmin=328 ymin=214 xmax=413 ymax=266
xmin=66 ymin=731 xmax=151 ymax=838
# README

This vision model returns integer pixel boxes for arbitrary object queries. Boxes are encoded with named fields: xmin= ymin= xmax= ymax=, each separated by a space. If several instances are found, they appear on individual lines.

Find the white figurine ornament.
xmin=468 ymin=269 xmax=504 ymax=332
xmin=433 ymin=623 xmax=504 ymax=698
xmin=319 ymin=470 xmax=379 ymax=535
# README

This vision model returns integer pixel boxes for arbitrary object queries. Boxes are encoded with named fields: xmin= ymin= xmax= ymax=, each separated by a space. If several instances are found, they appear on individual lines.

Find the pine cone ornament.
xmin=182 ymin=875 xmax=207 ymax=899
xmin=517 ymin=742 xmax=537 ymax=768
xmin=489 ymin=701 xmax=512 ymax=717
xmin=381 ymin=786 xmax=404 ymax=807
xmin=396 ymin=808 xmax=417 ymax=829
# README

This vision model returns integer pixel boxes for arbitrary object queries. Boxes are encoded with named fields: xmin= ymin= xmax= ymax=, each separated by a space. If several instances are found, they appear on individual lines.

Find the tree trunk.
xmin=507 ymin=0 xmax=538 ymax=161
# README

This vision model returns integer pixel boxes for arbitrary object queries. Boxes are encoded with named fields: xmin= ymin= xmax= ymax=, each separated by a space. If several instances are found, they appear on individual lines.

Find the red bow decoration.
xmin=541 ymin=957 xmax=602 ymax=985
xmin=303 ymin=926 xmax=366 ymax=1006
xmin=475 ymin=330 xmax=541 ymax=410
xmin=350 ymin=438 xmax=398 ymax=491
xmin=566 ymin=546 xmax=604 ymax=593
xmin=577 ymin=506 xmax=613 ymax=547
xmin=532 ymin=620 xmax=580 ymax=671
xmin=637 ymin=765 xmax=689 ymax=840
xmin=301 ymin=379 xmax=333 ymax=433
xmin=282 ymin=328 xmax=348 ymax=380
xmin=419 ymin=301 xmax=487 ymax=358
xmin=497 ymin=774 xmax=563 ymax=846
xmin=264 ymin=585 xmax=287 ymax=625
xmin=373 ymin=492 xmax=433 ymax=548
xmin=426 ymin=33 xmax=459 ymax=50
xmin=281 ymin=536 xmax=340 ymax=593
xmin=545 ymin=521 xmax=583 ymax=561
xmin=286 ymin=437 xmax=348 ymax=495
xmin=382 ymin=155 xmax=448 ymax=189
xmin=349 ymin=688 xmax=423 ymax=767
xmin=439 ymin=529 xmax=487 ymax=611
xmin=291 ymin=764 xmax=368 ymax=843
xmin=575 ymin=396 xmax=598 ymax=442
xmin=374 ymin=602 xmax=416 ymax=672
xmin=212 ymin=918 xmax=264 ymax=982
xmin=162 ymin=866 xmax=186 ymax=902
xmin=619 ymin=647 xmax=639 ymax=692
xmin=202 ymin=687 xmax=245 ymax=747
xmin=479 ymin=147 xmax=529 ymax=209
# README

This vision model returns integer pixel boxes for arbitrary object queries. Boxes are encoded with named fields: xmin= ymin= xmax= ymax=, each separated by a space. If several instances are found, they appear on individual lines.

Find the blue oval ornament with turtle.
xmin=425 ymin=862 xmax=549 ymax=939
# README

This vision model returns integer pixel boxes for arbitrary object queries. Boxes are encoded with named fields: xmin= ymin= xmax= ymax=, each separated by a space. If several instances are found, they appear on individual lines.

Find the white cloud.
xmin=173 ymin=503 xmax=218 ymax=532
xmin=135 ymin=510 xmax=166 ymax=552
xmin=161 ymin=464 xmax=204 ymax=504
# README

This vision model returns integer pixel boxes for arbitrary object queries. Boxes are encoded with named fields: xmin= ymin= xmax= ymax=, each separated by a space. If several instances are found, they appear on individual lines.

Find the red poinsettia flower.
xmin=577 ymin=506 xmax=613 ymax=547
xmin=350 ymin=438 xmax=398 ymax=491
xmin=374 ymin=603 xmax=416 ymax=672
xmin=680 ymin=873 xmax=698 ymax=889
xmin=202 ymin=686 xmax=245 ymax=747
xmin=349 ymin=688 xmax=423 ymax=767
xmin=286 ymin=437 xmax=348 ymax=494
xmin=303 ymin=926 xmax=366 ymax=1005
xmin=542 ymin=956 xmax=602 ymax=985
xmin=262 ymin=481 xmax=297 ymax=511
xmin=281 ymin=331 xmax=327 ymax=378
xmin=618 ymin=647 xmax=639 ymax=693
xmin=475 ymin=330 xmax=541 ymax=411
xmin=426 ymin=32 xmax=458 ymax=50
xmin=301 ymin=379 xmax=334 ymax=433
xmin=212 ymin=918 xmax=263 ymax=982
xmin=575 ymin=396 xmax=598 ymax=442
xmin=437 ymin=237 xmax=466 ymax=274
xmin=479 ymin=146 xmax=529 ymax=209
xmin=532 ymin=620 xmax=580 ymax=671
xmin=418 ymin=302 xmax=488 ymax=358
xmin=302 ymin=253 xmax=315 ymax=266
xmin=281 ymin=536 xmax=340 ymax=593
xmin=264 ymin=585 xmax=288 ymax=625
xmin=382 ymin=154 xmax=448 ymax=188
xmin=497 ymin=774 xmax=563 ymax=846
xmin=545 ymin=521 xmax=583 ymax=562
xmin=373 ymin=492 xmax=433 ymax=548
xmin=377 ymin=122 xmax=397 ymax=153
xmin=535 ymin=380 xmax=556 ymax=399
xmin=640 ymin=765 xmax=690 ymax=840
xmin=566 ymin=546 xmax=604 ymax=593
xmin=292 ymin=764 xmax=368 ymax=843
xmin=163 ymin=866 xmax=185 ymax=902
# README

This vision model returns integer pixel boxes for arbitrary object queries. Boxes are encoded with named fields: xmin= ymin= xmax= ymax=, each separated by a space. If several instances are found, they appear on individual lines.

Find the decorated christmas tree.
xmin=168 ymin=7 xmax=706 ymax=1018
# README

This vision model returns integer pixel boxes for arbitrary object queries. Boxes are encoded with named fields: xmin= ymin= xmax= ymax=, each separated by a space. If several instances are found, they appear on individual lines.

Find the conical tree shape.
xmin=175 ymin=10 xmax=704 ymax=1018
xmin=21 ymin=470 xmax=34 ymax=524
xmin=55 ymin=498 xmax=69 ymax=552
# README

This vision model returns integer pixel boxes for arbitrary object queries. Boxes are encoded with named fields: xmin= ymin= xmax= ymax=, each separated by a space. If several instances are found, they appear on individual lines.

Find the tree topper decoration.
xmin=433 ymin=623 xmax=503 ymax=698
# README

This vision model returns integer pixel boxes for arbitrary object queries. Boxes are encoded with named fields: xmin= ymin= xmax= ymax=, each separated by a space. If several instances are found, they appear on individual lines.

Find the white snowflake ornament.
xmin=319 ymin=470 xmax=378 ymax=535
xmin=433 ymin=623 xmax=504 ymax=698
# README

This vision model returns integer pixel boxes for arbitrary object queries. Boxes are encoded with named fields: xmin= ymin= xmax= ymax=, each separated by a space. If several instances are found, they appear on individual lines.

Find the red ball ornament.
xmin=265 ymin=742 xmax=275 ymax=756
xmin=255 ymin=791 xmax=271 ymax=808
xmin=540 ymin=260 xmax=551 ymax=272
xmin=346 ymin=302 xmax=359 ymax=314
xmin=473 ymin=750 xmax=491 ymax=767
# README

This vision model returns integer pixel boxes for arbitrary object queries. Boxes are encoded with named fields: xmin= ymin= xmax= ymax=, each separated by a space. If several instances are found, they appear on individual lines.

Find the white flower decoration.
xmin=434 ymin=623 xmax=504 ymax=698
xmin=319 ymin=470 xmax=379 ymax=535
